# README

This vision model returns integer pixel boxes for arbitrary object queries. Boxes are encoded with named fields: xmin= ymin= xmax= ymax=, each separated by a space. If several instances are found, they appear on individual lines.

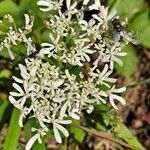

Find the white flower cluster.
xmin=0 ymin=14 xmax=34 ymax=59
xmin=7 ymin=0 xmax=138 ymax=149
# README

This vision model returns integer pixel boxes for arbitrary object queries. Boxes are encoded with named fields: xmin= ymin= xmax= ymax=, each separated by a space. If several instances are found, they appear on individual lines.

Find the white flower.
xmin=66 ymin=0 xmax=78 ymax=16
xmin=9 ymin=80 xmax=29 ymax=103
xmin=120 ymin=31 xmax=139 ymax=45
xmin=9 ymin=95 xmax=31 ymax=127
xmin=82 ymin=0 xmax=101 ymax=10
xmin=24 ymin=14 xmax=34 ymax=31
xmin=79 ymin=19 xmax=101 ymax=40
xmin=62 ymin=42 xmax=95 ymax=66
xmin=26 ymin=127 xmax=48 ymax=150
xmin=107 ymin=86 xmax=126 ymax=109
xmin=49 ymin=13 xmax=73 ymax=36
xmin=7 ymin=0 xmax=137 ymax=147
xmin=106 ymin=44 xmax=127 ymax=70
xmin=4 ymin=43 xmax=15 ymax=60
xmin=40 ymin=33 xmax=64 ymax=58
xmin=93 ymin=64 xmax=117 ymax=87
xmin=37 ymin=0 xmax=63 ymax=12
xmin=93 ymin=6 xmax=117 ymax=29
xmin=4 ymin=14 xmax=14 ymax=23
xmin=89 ymin=0 xmax=101 ymax=10
xmin=51 ymin=119 xmax=72 ymax=143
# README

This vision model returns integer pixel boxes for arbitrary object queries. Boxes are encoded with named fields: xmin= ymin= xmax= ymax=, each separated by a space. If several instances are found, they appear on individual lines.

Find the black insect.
xmin=28 ymin=50 xmax=39 ymax=58
xmin=112 ymin=18 xmax=124 ymax=33
xmin=111 ymin=18 xmax=125 ymax=42
xmin=111 ymin=18 xmax=139 ymax=45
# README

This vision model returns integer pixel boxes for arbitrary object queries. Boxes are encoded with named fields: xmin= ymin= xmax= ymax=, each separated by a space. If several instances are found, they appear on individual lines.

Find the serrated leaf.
xmin=3 ymin=108 xmax=21 ymax=150
xmin=108 ymin=0 xmax=144 ymax=20
xmin=115 ymin=44 xmax=138 ymax=80
xmin=115 ymin=120 xmax=145 ymax=150
xmin=128 ymin=10 xmax=150 ymax=48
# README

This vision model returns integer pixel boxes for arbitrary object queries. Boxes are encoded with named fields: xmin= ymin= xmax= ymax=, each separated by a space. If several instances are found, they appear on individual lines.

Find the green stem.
xmin=127 ymin=78 xmax=150 ymax=88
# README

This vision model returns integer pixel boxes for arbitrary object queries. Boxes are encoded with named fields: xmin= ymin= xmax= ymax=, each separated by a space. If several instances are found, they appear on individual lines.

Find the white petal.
xmin=107 ymin=9 xmax=117 ymax=20
xmin=111 ymin=94 xmax=126 ymax=106
xmin=53 ymin=79 xmax=64 ymax=88
xmin=66 ymin=0 xmax=71 ymax=9
xmin=9 ymin=95 xmax=16 ymax=104
xmin=109 ymin=97 xmax=118 ymax=110
xmin=60 ymin=101 xmax=68 ymax=118
xmin=10 ymin=92 xmax=23 ymax=97
xmin=69 ymin=112 xmax=80 ymax=120
xmin=58 ymin=120 xmax=72 ymax=125
xmin=41 ymin=42 xmax=52 ymax=47
xmin=23 ymin=81 xmax=28 ymax=93
xmin=12 ymin=76 xmax=23 ymax=83
xmin=37 ymin=1 xmax=51 ymax=7
xmin=89 ymin=4 xmax=99 ymax=10
xmin=95 ymin=0 xmax=101 ymax=7
xmin=113 ymin=56 xmax=123 ymax=66
xmin=101 ymin=64 xmax=108 ymax=77
xmin=30 ymin=66 xmax=38 ymax=76
xmin=53 ymin=126 xmax=62 ymax=143
xmin=79 ymin=20 xmax=88 ymax=27
xmin=19 ymin=113 xmax=24 ymax=127
xmin=105 ymin=78 xmax=117 ymax=83
xmin=92 ymin=14 xmax=103 ymax=22
xmin=26 ymin=134 xmax=40 ymax=150
xmin=117 ymin=52 xmax=127 ymax=56
xmin=55 ymin=123 xmax=69 ymax=137
xmin=7 ymin=48 xmax=14 ymax=60
xmin=24 ymin=14 xmax=30 ymax=27
xmin=69 ymin=2 xmax=77 ymax=10
xmin=19 ymin=64 xmax=29 ymax=79
xmin=83 ymin=0 xmax=90 ymax=5
xmin=110 ymin=59 xmax=114 ymax=70
xmin=49 ymin=33 xmax=55 ymax=43
xmin=13 ymin=83 xmax=24 ymax=94
xmin=0 ymin=46 xmax=4 ymax=51
xmin=39 ymin=7 xmax=52 ymax=12
xmin=113 ymin=87 xmax=126 ymax=93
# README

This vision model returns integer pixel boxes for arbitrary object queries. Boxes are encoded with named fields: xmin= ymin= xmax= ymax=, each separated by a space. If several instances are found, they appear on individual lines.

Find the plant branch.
xmin=127 ymin=78 xmax=150 ymax=88
xmin=75 ymin=125 xmax=133 ymax=149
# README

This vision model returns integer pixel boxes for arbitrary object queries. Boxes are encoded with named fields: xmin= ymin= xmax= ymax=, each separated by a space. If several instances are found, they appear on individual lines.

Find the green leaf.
xmin=0 ymin=70 xmax=11 ymax=78
xmin=108 ymin=0 xmax=144 ymax=20
xmin=32 ymin=141 xmax=46 ymax=150
xmin=0 ymin=101 xmax=9 ymax=123
xmin=115 ymin=120 xmax=145 ymax=150
xmin=70 ymin=120 xmax=85 ymax=143
xmin=84 ymin=104 xmax=112 ymax=131
xmin=3 ymin=108 xmax=21 ymax=150
xmin=94 ymin=104 xmax=109 ymax=113
xmin=0 ymin=0 xmax=19 ymax=17
xmin=115 ymin=44 xmax=138 ymax=80
xmin=128 ymin=10 xmax=150 ymax=48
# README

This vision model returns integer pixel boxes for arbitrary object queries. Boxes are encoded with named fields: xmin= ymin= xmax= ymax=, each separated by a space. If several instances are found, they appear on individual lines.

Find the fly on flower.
xmin=112 ymin=18 xmax=139 ymax=45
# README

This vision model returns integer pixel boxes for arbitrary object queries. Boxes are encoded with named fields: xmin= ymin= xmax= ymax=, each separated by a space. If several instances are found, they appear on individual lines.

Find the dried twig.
xmin=77 ymin=125 xmax=134 ymax=149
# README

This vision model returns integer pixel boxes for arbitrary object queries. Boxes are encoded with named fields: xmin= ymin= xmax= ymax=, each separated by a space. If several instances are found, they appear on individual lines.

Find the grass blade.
xmin=3 ymin=108 xmax=21 ymax=150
